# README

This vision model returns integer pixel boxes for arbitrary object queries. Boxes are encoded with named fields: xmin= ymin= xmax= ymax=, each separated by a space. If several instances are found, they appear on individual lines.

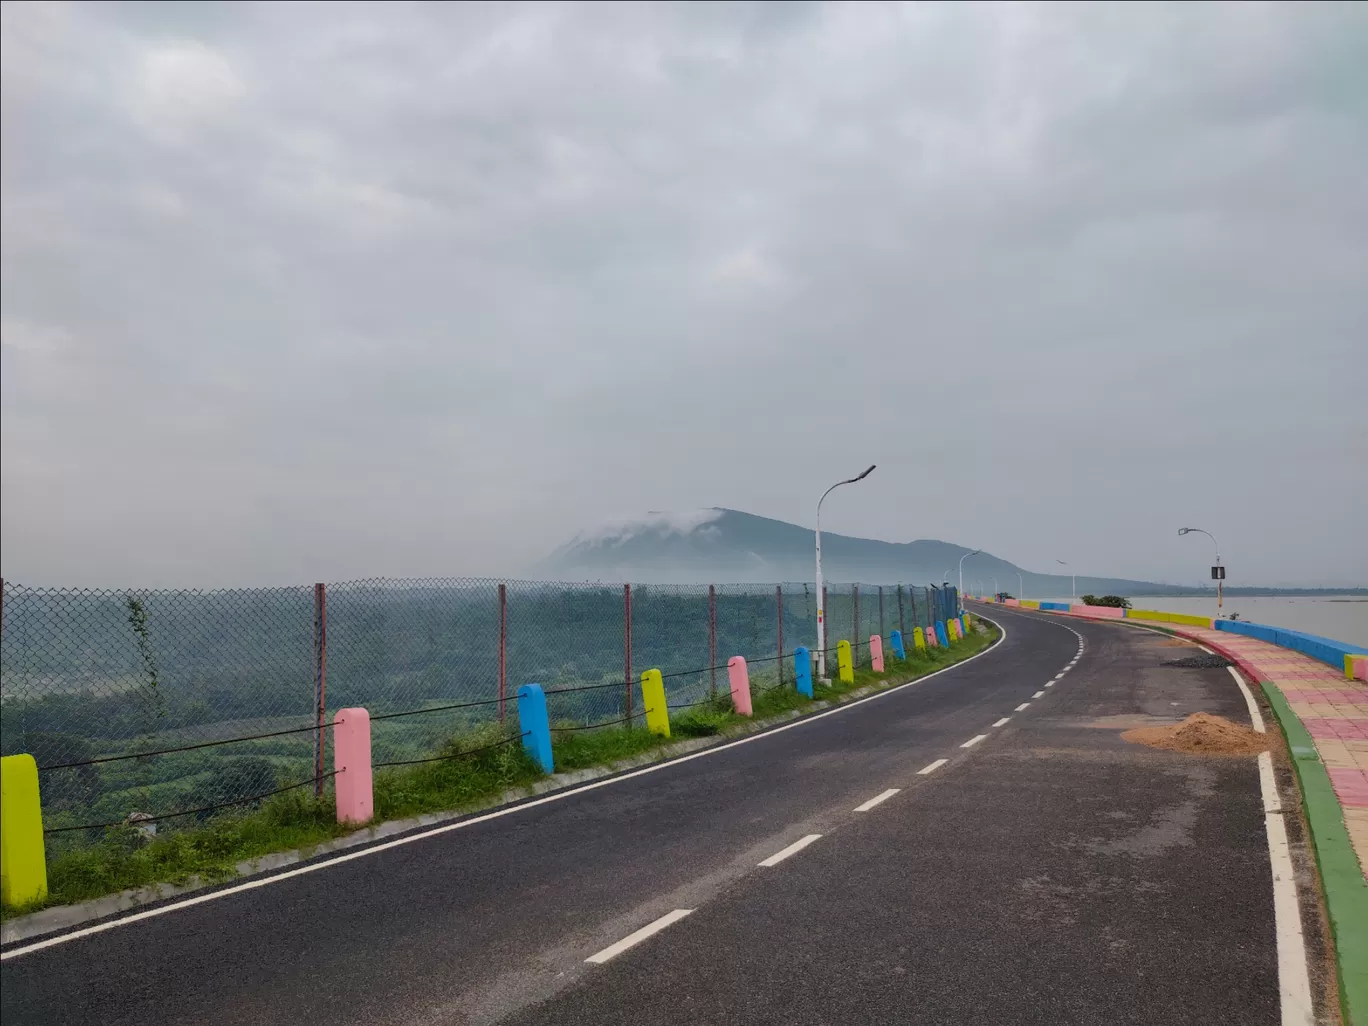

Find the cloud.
xmin=1 ymin=1 xmax=1365 ymax=588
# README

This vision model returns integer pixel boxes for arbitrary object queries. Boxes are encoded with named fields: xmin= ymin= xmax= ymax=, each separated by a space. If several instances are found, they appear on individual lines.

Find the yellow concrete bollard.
xmin=1 ymin=754 xmax=48 ymax=908
xmin=641 ymin=668 xmax=669 ymax=739
xmin=836 ymin=640 xmax=854 ymax=684
xmin=913 ymin=626 xmax=926 ymax=651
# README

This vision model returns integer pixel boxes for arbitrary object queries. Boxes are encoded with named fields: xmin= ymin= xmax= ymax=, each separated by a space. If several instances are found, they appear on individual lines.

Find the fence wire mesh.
xmin=0 ymin=578 xmax=956 ymax=843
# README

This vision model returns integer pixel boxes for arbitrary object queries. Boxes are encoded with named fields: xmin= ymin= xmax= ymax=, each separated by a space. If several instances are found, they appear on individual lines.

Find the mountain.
xmin=539 ymin=508 xmax=1184 ymax=596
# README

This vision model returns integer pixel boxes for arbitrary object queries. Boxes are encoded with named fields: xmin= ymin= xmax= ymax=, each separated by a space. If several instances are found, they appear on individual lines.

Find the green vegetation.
xmin=1081 ymin=594 xmax=1131 ymax=608
xmin=5 ymin=620 xmax=999 ymax=919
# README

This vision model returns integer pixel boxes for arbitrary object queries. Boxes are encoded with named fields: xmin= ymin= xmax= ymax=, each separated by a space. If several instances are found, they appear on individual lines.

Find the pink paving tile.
xmin=1328 ymin=768 xmax=1368 ymax=809
xmin=1278 ymin=689 xmax=1368 ymax=705
xmin=1300 ymin=718 xmax=1368 ymax=742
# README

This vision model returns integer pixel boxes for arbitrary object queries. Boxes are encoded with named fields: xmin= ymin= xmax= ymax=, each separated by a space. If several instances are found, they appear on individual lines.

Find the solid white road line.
xmin=960 ymin=734 xmax=988 ymax=749
xmin=1015 ymin=703 xmax=1030 ymax=712
xmin=585 ymin=909 xmax=693 ymax=964
xmin=759 ymin=834 xmax=823 ymax=867
xmin=854 ymin=788 xmax=901 ymax=812
xmin=992 ymin=717 xmax=1010 ymax=727
xmin=1033 ymin=691 xmax=1046 ymax=698
xmin=917 ymin=759 xmax=949 ymax=775
xmin=1258 ymin=752 xmax=1281 ymax=814
xmin=0 ymin=616 xmax=1012 ymax=962
xmin=1261 ymin=779 xmax=1314 ymax=1024
xmin=1198 ymin=645 xmax=1214 ymax=654
xmin=1228 ymin=665 xmax=1267 ymax=733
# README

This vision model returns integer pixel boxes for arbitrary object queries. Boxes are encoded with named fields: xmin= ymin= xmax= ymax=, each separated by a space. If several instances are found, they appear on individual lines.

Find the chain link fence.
xmin=0 ymin=577 xmax=956 ymax=843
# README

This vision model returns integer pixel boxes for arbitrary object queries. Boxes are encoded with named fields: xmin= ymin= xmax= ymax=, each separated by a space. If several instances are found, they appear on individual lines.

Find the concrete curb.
xmin=1011 ymin=602 xmax=1368 ymax=1026
xmin=3 ymin=627 xmax=1001 ymax=945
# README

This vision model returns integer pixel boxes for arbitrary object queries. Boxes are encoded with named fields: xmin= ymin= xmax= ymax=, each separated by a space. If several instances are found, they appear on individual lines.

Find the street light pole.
xmin=1056 ymin=559 xmax=1074 ymax=600
xmin=991 ymin=576 xmax=999 ymax=599
xmin=1178 ymin=527 xmax=1222 ymax=615
xmin=1016 ymin=572 xmax=1024 ymax=601
xmin=816 ymin=465 xmax=876 ymax=681
xmin=958 ymin=549 xmax=981 ymax=609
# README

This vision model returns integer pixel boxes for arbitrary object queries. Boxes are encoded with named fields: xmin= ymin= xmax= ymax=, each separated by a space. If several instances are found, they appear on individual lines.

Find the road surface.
xmin=1 ymin=606 xmax=1326 ymax=1025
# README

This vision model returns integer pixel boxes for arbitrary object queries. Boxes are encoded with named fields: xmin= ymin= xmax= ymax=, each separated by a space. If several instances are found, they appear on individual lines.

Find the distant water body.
xmin=1029 ymin=595 xmax=1368 ymax=648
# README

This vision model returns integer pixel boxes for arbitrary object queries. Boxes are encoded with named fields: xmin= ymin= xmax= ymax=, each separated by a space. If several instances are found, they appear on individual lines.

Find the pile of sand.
xmin=1121 ymin=712 xmax=1268 ymax=756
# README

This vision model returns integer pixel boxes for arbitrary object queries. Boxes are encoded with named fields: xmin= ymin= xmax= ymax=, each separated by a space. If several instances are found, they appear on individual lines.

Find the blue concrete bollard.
xmin=794 ymin=646 xmax=813 ymax=698
xmin=517 ymin=683 xmax=554 ymax=774
xmin=889 ymin=630 xmax=906 ymax=660
xmin=935 ymin=621 xmax=949 ymax=647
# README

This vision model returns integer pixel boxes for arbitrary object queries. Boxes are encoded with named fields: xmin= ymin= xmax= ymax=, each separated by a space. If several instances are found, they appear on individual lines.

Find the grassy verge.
xmin=6 ymin=620 xmax=999 ymax=919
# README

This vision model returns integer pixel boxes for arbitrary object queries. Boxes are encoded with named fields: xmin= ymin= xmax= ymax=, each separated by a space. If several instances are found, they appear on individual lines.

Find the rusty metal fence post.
xmin=878 ymin=585 xmax=885 ymax=639
xmin=623 ymin=584 xmax=633 ymax=721
xmin=313 ymin=582 xmax=327 ymax=796
xmin=709 ymin=584 xmax=717 ymax=695
xmin=776 ymin=585 xmax=784 ymax=684
xmin=498 ymin=583 xmax=508 ymax=722
xmin=897 ymin=584 xmax=906 ymax=641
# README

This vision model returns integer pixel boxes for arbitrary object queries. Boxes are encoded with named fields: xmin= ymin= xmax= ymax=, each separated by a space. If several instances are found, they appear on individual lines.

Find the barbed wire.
xmin=550 ymin=715 xmax=634 ymax=732
xmin=44 ymin=769 xmax=342 ymax=834
xmin=373 ymin=734 xmax=527 ymax=769
xmin=35 ymin=720 xmax=333 ymax=772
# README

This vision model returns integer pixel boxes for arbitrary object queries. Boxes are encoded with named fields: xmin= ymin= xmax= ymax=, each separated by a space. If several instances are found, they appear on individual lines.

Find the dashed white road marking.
xmin=758 ymin=834 xmax=822 ymax=867
xmin=1055 ymin=672 xmax=1066 ymax=679
xmin=1033 ymin=691 xmax=1046 ymax=698
xmin=1228 ymin=665 xmax=1266 ymax=733
xmin=917 ymin=759 xmax=948 ymax=775
xmin=853 ymin=789 xmax=900 ymax=812
xmin=992 ymin=717 xmax=1010 ymax=727
xmin=960 ymin=734 xmax=988 ymax=749
xmin=585 ymin=909 xmax=693 ymax=964
xmin=1015 ymin=703 xmax=1030 ymax=712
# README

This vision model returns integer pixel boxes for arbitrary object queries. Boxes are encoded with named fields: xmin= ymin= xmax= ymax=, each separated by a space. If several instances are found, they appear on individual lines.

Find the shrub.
xmin=1081 ymin=594 xmax=1131 ymax=608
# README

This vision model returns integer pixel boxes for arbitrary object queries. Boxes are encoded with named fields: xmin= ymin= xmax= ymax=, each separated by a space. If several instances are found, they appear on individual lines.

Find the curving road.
xmin=1 ymin=608 xmax=1323 ymax=1025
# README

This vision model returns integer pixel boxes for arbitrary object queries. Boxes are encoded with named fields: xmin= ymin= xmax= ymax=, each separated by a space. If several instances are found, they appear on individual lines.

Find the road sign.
xmin=1211 ymin=565 xmax=1226 ymax=580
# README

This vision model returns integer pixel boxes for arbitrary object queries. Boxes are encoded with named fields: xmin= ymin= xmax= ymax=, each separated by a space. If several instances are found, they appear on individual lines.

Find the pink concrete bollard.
xmin=333 ymin=707 xmax=373 ymax=825
xmin=1352 ymin=656 xmax=1367 ymax=682
xmin=728 ymin=656 xmax=753 ymax=717
xmin=870 ymin=635 xmax=884 ymax=672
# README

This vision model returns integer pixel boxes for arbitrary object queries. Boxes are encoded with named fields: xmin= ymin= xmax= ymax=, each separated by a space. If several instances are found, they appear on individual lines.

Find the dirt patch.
xmin=1121 ymin=712 xmax=1268 ymax=756
xmin=1161 ymin=654 xmax=1233 ymax=669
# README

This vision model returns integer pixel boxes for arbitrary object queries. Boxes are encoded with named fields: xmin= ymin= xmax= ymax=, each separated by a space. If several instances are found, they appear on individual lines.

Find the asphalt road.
xmin=1 ymin=607 xmax=1300 ymax=1025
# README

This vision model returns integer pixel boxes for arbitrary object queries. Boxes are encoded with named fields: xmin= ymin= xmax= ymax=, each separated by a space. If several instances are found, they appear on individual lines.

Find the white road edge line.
xmin=1258 ymin=751 xmax=1281 ymax=814
xmin=585 ymin=909 xmax=693 ymax=964
xmin=1055 ymin=672 xmax=1066 ymax=679
xmin=960 ymin=734 xmax=988 ymax=749
xmin=917 ymin=759 xmax=949 ymax=775
xmin=992 ymin=717 xmax=1010 ymax=727
xmin=758 ymin=834 xmax=822 ymax=867
xmin=1033 ymin=691 xmax=1046 ymax=698
xmin=853 ymin=788 xmax=900 ymax=812
xmin=1259 ymin=752 xmax=1313 ymax=1025
xmin=1228 ymin=665 xmax=1266 ymax=733
xmin=1015 ymin=703 xmax=1030 ymax=712
xmin=0 ymin=615 xmax=1010 ymax=961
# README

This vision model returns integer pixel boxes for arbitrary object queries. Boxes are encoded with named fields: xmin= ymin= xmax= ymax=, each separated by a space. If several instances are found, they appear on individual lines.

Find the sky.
xmin=2 ymin=1 xmax=1365 ymax=590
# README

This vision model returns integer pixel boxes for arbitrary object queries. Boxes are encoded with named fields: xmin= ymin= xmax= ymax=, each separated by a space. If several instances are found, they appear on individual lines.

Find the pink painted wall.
xmin=728 ymin=656 xmax=753 ymax=716
xmin=1004 ymin=598 xmax=1020 ymax=607
xmin=333 ymin=707 xmax=373 ymax=825
xmin=870 ymin=635 xmax=884 ymax=672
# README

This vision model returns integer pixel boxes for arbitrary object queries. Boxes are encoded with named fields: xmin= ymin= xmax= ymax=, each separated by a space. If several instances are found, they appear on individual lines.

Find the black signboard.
xmin=1211 ymin=565 xmax=1226 ymax=580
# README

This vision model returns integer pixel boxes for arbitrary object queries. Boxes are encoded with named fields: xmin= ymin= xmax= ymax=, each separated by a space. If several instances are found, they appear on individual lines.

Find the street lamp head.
xmin=851 ymin=464 xmax=876 ymax=483
xmin=1055 ymin=559 xmax=1068 ymax=565
xmin=1178 ymin=527 xmax=1195 ymax=536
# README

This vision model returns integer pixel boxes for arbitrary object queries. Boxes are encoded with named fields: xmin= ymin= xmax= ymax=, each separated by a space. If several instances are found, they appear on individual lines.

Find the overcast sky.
xmin=2 ymin=1 xmax=1365 ymax=590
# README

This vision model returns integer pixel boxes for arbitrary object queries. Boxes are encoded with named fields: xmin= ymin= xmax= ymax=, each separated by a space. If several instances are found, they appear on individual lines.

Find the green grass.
xmin=6 ymin=621 xmax=1000 ymax=919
